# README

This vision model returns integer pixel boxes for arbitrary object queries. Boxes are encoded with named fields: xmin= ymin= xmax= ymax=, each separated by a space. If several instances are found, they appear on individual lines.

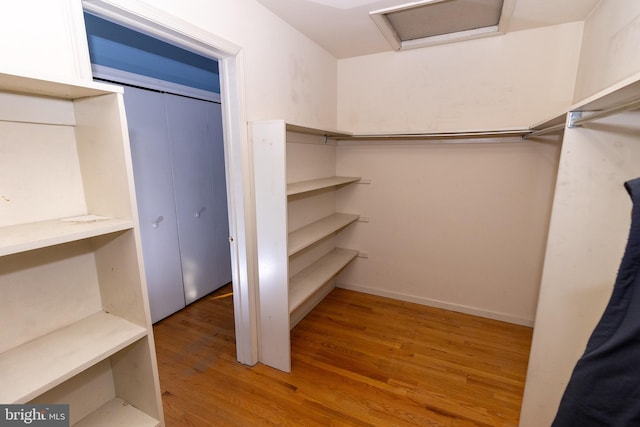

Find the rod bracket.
xmin=568 ymin=111 xmax=583 ymax=128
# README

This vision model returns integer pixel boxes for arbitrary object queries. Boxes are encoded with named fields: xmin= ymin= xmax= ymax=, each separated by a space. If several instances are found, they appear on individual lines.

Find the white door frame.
xmin=76 ymin=0 xmax=259 ymax=365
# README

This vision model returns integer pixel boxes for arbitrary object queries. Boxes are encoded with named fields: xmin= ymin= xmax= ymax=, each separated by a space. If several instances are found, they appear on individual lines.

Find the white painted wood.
xmin=253 ymin=121 xmax=361 ymax=372
xmin=287 ymin=176 xmax=361 ymax=196
xmin=0 ymin=92 xmax=75 ymax=125
xmin=288 ymin=213 xmax=359 ymax=256
xmin=0 ymin=311 xmax=146 ymax=404
xmin=30 ymin=360 xmax=116 ymax=425
xmin=75 ymin=398 xmax=160 ymax=427
xmin=520 ymin=109 xmax=640 ymax=427
xmin=0 ymin=240 xmax=103 ymax=354
xmin=0 ymin=71 xmax=120 ymax=99
xmin=0 ymin=71 xmax=163 ymax=424
xmin=0 ymin=121 xmax=87 ymax=227
xmin=110 ymin=338 xmax=163 ymax=422
xmin=0 ymin=218 xmax=133 ymax=257
xmin=251 ymin=120 xmax=291 ymax=372
xmin=287 ymin=191 xmax=337 ymax=235
xmin=75 ymin=93 xmax=134 ymax=220
xmin=289 ymin=248 xmax=358 ymax=313
xmin=219 ymin=51 xmax=260 ymax=366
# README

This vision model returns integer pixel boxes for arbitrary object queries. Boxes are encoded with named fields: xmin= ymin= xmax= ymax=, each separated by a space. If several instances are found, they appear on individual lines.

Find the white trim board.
xmin=336 ymin=282 xmax=534 ymax=327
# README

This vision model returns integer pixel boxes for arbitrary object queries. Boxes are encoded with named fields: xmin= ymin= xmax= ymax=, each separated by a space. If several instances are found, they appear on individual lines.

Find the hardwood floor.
xmin=153 ymin=284 xmax=533 ymax=426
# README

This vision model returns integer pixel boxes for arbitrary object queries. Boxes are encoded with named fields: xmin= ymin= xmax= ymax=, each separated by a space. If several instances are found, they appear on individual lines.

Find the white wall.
xmin=335 ymin=138 xmax=560 ymax=325
xmin=573 ymin=0 xmax=640 ymax=102
xmin=135 ymin=0 xmax=338 ymax=130
xmin=332 ymin=23 xmax=581 ymax=325
xmin=337 ymin=22 xmax=583 ymax=134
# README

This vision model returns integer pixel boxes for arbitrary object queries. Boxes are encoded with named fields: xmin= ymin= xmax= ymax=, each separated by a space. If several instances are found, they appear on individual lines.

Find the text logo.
xmin=0 ymin=405 xmax=68 ymax=427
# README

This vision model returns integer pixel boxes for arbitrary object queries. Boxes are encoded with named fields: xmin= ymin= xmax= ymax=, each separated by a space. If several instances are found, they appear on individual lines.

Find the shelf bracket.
xmin=568 ymin=111 xmax=583 ymax=128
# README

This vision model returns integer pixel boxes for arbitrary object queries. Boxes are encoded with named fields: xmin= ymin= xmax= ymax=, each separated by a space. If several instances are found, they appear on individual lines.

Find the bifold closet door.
xmin=165 ymin=94 xmax=231 ymax=304
xmin=124 ymin=86 xmax=232 ymax=322
xmin=124 ymin=86 xmax=186 ymax=322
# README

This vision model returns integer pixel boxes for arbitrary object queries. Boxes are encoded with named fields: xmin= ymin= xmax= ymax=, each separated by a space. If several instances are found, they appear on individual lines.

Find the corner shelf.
xmin=288 ymin=213 xmax=360 ymax=256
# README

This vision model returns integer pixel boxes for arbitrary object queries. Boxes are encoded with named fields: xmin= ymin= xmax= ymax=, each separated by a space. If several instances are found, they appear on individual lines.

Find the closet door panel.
xmin=206 ymin=103 xmax=232 ymax=286
xmin=123 ymin=86 xmax=185 ymax=323
xmin=165 ymin=94 xmax=223 ymax=304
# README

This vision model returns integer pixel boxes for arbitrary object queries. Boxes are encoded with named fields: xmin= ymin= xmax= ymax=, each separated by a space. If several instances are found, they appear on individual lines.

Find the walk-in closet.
xmin=1 ymin=0 xmax=639 ymax=426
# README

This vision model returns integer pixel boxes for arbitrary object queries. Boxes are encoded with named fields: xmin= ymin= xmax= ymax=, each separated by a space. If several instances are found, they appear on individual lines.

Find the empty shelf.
xmin=288 ymin=213 xmax=359 ymax=256
xmin=75 ymin=398 xmax=159 ymax=427
xmin=289 ymin=248 xmax=358 ymax=313
xmin=0 ymin=71 xmax=121 ymax=100
xmin=0 ymin=311 xmax=147 ymax=403
xmin=0 ymin=217 xmax=133 ymax=257
xmin=287 ymin=176 xmax=361 ymax=196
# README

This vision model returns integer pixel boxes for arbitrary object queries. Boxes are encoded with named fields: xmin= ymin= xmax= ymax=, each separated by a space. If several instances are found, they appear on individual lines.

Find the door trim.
xmin=77 ymin=0 xmax=259 ymax=366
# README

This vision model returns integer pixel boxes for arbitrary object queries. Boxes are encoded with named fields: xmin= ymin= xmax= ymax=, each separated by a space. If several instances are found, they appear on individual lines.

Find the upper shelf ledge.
xmin=0 ymin=71 xmax=122 ymax=99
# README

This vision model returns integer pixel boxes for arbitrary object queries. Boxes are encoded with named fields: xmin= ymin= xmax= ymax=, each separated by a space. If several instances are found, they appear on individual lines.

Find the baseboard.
xmin=336 ymin=282 xmax=534 ymax=327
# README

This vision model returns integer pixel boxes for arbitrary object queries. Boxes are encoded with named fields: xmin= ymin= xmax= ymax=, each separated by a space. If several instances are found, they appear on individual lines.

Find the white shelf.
xmin=289 ymin=248 xmax=358 ymax=313
xmin=287 ymin=176 xmax=361 ymax=196
xmin=0 ymin=217 xmax=134 ymax=257
xmin=0 ymin=312 xmax=147 ymax=404
xmin=0 ymin=71 xmax=121 ymax=99
xmin=288 ymin=213 xmax=359 ymax=256
xmin=74 ymin=398 xmax=160 ymax=427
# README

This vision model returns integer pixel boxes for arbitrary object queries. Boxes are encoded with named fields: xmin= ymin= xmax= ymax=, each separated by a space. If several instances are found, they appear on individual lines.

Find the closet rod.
xmin=339 ymin=129 xmax=530 ymax=140
xmin=570 ymin=97 xmax=640 ymax=127
xmin=522 ymin=123 xmax=565 ymax=140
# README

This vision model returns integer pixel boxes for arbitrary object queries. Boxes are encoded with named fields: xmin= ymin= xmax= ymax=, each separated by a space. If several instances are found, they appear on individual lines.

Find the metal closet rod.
xmin=570 ymin=97 xmax=640 ymax=127
xmin=522 ymin=123 xmax=565 ymax=140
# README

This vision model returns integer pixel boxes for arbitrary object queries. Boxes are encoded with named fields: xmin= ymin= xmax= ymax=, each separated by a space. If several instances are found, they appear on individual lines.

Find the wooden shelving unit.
xmin=0 ymin=72 xmax=163 ymax=425
xmin=252 ymin=120 xmax=362 ymax=372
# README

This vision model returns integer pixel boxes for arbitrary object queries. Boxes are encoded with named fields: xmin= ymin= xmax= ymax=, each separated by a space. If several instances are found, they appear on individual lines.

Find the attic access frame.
xmin=370 ymin=0 xmax=516 ymax=51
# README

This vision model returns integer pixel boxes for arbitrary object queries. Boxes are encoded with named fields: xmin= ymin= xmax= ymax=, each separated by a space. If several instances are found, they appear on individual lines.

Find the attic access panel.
xmin=371 ymin=0 xmax=512 ymax=50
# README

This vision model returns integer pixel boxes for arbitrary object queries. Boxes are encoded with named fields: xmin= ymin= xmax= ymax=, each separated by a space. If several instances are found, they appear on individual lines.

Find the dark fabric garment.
xmin=552 ymin=177 xmax=640 ymax=427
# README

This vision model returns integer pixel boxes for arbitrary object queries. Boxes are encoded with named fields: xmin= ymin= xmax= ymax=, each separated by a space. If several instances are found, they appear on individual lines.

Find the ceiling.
xmin=256 ymin=0 xmax=601 ymax=58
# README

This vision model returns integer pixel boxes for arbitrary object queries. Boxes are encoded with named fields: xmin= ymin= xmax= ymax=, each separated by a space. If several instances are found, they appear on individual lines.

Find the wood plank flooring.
xmin=153 ymin=285 xmax=532 ymax=426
